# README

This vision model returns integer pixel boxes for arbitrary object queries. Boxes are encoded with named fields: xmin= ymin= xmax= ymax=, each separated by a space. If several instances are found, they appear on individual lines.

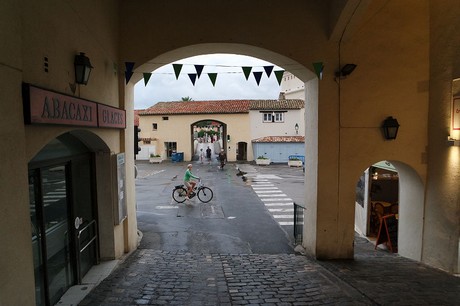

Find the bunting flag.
xmin=143 ymin=73 xmax=152 ymax=86
xmin=208 ymin=73 xmax=217 ymax=86
xmin=125 ymin=62 xmax=135 ymax=73
xmin=253 ymin=71 xmax=263 ymax=86
xmin=263 ymin=66 xmax=274 ymax=77
xmin=125 ymin=71 xmax=134 ymax=84
xmin=188 ymin=73 xmax=197 ymax=86
xmin=242 ymin=66 xmax=252 ymax=80
xmin=312 ymin=62 xmax=323 ymax=80
xmin=123 ymin=61 xmax=286 ymax=86
xmin=173 ymin=64 xmax=183 ymax=79
xmin=194 ymin=65 xmax=204 ymax=78
xmin=274 ymin=70 xmax=285 ymax=85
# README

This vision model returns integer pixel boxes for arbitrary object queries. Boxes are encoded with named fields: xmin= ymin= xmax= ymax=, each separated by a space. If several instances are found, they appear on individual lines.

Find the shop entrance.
xmin=29 ymin=135 xmax=98 ymax=306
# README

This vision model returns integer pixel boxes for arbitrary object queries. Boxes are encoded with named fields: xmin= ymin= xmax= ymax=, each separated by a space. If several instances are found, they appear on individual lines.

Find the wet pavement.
xmin=79 ymin=161 xmax=459 ymax=305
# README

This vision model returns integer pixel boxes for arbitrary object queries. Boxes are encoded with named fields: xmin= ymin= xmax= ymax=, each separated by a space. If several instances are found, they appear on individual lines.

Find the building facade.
xmin=1 ymin=1 xmax=460 ymax=305
xmin=137 ymin=99 xmax=305 ymax=163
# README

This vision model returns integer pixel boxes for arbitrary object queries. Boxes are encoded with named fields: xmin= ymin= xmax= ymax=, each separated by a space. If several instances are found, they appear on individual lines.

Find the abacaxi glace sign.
xmin=22 ymin=83 xmax=126 ymax=129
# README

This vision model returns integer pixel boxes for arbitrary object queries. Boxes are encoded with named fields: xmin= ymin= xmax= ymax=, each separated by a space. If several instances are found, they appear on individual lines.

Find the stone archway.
xmin=128 ymin=43 xmax=321 ymax=255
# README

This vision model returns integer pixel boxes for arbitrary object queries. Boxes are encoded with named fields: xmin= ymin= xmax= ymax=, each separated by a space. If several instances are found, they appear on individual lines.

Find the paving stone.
xmin=79 ymin=246 xmax=460 ymax=306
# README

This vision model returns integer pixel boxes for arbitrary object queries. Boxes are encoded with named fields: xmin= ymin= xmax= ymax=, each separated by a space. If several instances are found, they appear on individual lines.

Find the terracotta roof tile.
xmin=138 ymin=99 xmax=304 ymax=115
xmin=249 ymin=100 xmax=304 ymax=110
xmin=252 ymin=136 xmax=305 ymax=143
xmin=139 ymin=100 xmax=251 ymax=115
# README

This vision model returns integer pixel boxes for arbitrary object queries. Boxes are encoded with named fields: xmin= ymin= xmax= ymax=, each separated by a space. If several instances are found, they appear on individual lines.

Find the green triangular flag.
xmin=188 ymin=74 xmax=197 ymax=86
xmin=242 ymin=66 xmax=252 ymax=80
xmin=274 ymin=70 xmax=284 ymax=85
xmin=208 ymin=73 xmax=217 ymax=86
xmin=253 ymin=71 xmax=263 ymax=86
xmin=173 ymin=64 xmax=182 ymax=80
xmin=312 ymin=62 xmax=323 ymax=80
xmin=143 ymin=73 xmax=152 ymax=86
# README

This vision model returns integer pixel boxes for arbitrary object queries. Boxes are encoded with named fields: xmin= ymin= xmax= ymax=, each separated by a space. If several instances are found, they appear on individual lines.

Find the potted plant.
xmin=288 ymin=156 xmax=303 ymax=167
xmin=255 ymin=155 xmax=271 ymax=165
xmin=149 ymin=154 xmax=162 ymax=164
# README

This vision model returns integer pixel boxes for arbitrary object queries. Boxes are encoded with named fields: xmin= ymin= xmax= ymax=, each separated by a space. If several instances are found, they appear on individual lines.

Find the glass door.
xmin=30 ymin=165 xmax=75 ymax=306
xmin=71 ymin=156 xmax=98 ymax=280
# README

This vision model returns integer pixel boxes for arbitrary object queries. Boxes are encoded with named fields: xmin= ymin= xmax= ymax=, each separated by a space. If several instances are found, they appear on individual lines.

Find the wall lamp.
xmin=295 ymin=123 xmax=299 ymax=134
xmin=382 ymin=116 xmax=400 ymax=140
xmin=335 ymin=64 xmax=357 ymax=79
xmin=74 ymin=52 xmax=93 ymax=85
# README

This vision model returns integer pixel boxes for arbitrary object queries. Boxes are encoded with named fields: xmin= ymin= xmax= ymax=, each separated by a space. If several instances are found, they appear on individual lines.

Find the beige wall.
xmin=249 ymin=109 xmax=305 ymax=141
xmin=0 ymin=1 xmax=138 ymax=305
xmin=139 ymin=113 xmax=251 ymax=161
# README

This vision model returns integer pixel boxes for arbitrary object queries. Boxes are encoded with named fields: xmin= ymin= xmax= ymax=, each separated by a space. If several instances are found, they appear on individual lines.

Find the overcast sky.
xmin=134 ymin=54 xmax=283 ymax=110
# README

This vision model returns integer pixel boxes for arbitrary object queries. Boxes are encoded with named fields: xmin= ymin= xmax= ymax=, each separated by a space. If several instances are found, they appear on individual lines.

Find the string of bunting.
xmin=124 ymin=62 xmax=285 ymax=86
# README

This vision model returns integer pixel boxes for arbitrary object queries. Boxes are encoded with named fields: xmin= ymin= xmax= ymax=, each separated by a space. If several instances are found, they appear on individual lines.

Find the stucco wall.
xmin=139 ymin=113 xmax=252 ymax=162
xmin=0 ymin=1 xmax=135 ymax=305
xmin=424 ymin=1 xmax=460 ymax=273
xmin=249 ymin=109 xmax=305 ymax=140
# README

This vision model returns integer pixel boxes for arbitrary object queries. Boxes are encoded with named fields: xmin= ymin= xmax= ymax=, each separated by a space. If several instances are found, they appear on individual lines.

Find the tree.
xmin=181 ymin=96 xmax=193 ymax=101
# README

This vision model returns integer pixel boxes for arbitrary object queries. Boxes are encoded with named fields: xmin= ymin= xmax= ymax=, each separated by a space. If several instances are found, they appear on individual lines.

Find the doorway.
xmin=29 ymin=135 xmax=98 ymax=306
xmin=237 ymin=142 xmax=247 ymax=161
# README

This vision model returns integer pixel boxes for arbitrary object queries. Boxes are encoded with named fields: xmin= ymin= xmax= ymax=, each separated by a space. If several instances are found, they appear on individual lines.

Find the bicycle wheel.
xmin=197 ymin=187 xmax=213 ymax=203
xmin=172 ymin=187 xmax=187 ymax=203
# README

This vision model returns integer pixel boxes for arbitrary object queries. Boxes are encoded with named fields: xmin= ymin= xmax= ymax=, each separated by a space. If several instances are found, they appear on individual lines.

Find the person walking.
xmin=184 ymin=164 xmax=200 ymax=201
xmin=206 ymin=146 xmax=212 ymax=164
xmin=218 ymin=149 xmax=227 ymax=170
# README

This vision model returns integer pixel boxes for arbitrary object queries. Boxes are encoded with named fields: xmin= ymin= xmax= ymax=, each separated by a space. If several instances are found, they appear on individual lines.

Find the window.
xmin=152 ymin=123 xmax=157 ymax=130
xmin=263 ymin=113 xmax=273 ymax=122
xmin=162 ymin=116 xmax=169 ymax=120
xmin=263 ymin=112 xmax=284 ymax=123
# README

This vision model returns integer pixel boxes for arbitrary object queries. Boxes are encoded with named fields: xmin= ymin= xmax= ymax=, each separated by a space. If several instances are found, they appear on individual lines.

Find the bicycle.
xmin=172 ymin=179 xmax=214 ymax=203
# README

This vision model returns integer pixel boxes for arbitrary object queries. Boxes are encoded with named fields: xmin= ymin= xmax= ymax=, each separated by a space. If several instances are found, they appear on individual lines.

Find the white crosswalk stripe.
xmin=249 ymin=176 xmax=294 ymax=227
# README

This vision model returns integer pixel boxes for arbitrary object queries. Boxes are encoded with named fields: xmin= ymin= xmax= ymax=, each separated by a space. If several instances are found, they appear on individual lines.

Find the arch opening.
xmin=354 ymin=160 xmax=425 ymax=261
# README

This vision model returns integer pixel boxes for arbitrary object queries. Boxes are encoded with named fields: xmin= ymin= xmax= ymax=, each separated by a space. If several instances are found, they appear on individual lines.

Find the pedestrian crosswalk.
xmin=250 ymin=176 xmax=294 ymax=226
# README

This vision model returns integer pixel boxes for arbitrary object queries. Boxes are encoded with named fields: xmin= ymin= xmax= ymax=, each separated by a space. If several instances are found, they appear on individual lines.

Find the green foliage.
xmin=257 ymin=155 xmax=268 ymax=159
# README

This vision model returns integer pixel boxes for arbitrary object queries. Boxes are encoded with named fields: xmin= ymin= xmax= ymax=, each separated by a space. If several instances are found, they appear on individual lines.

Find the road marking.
xmin=261 ymin=198 xmax=293 ymax=202
xmin=268 ymin=208 xmax=294 ymax=212
xmin=252 ymin=186 xmax=278 ymax=190
xmin=254 ymin=190 xmax=283 ymax=194
xmin=264 ymin=203 xmax=293 ymax=206
xmin=155 ymin=206 xmax=178 ymax=209
xmin=249 ymin=175 xmax=295 ymax=229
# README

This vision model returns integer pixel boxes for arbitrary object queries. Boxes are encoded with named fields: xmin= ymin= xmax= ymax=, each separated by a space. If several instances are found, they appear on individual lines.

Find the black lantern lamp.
xmin=74 ymin=52 xmax=93 ymax=85
xmin=295 ymin=123 xmax=299 ymax=134
xmin=335 ymin=64 xmax=357 ymax=78
xmin=382 ymin=116 xmax=400 ymax=140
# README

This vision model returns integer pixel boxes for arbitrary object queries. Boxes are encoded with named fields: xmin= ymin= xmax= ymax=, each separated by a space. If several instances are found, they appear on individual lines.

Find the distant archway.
xmin=354 ymin=160 xmax=424 ymax=261
xmin=191 ymin=119 xmax=226 ymax=162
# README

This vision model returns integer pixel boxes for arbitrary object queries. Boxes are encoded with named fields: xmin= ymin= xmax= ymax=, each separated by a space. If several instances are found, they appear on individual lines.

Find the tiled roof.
xmin=139 ymin=100 xmax=250 ymax=115
xmin=138 ymin=99 xmax=304 ymax=115
xmin=249 ymin=100 xmax=304 ymax=110
xmin=252 ymin=136 xmax=305 ymax=143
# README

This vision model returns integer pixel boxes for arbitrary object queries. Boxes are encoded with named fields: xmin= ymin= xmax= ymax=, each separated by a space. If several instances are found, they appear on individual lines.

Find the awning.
xmin=372 ymin=160 xmax=396 ymax=172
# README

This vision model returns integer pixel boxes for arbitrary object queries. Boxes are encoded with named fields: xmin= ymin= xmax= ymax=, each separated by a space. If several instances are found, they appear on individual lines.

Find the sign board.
xmin=22 ymin=83 xmax=126 ymax=129
xmin=375 ymin=214 xmax=398 ymax=253
xmin=114 ymin=153 xmax=127 ymax=225
xmin=98 ymin=104 xmax=126 ymax=129
xmin=23 ymin=84 xmax=98 ymax=127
